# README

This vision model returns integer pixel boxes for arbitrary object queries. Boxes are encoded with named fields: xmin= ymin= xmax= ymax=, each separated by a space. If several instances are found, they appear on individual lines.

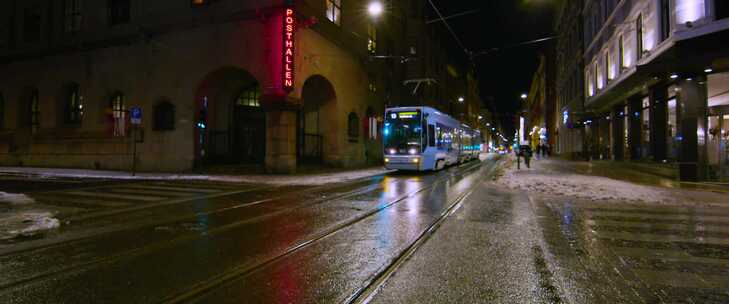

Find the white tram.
xmin=383 ymin=106 xmax=482 ymax=171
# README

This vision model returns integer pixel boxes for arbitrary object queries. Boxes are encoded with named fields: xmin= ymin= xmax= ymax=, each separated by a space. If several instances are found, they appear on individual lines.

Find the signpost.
xmin=130 ymin=106 xmax=142 ymax=176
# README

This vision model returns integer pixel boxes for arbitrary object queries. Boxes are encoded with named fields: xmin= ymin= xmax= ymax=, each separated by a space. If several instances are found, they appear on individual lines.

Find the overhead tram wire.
xmin=427 ymin=0 xmax=470 ymax=57
xmin=471 ymin=35 xmax=559 ymax=58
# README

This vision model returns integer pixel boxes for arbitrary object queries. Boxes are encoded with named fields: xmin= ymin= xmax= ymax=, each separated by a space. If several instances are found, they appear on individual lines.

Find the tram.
xmin=383 ymin=106 xmax=482 ymax=171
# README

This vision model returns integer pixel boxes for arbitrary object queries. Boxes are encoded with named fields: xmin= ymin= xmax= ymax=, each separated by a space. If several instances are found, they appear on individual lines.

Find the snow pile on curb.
xmin=494 ymin=159 xmax=673 ymax=204
xmin=0 ymin=192 xmax=35 ymax=205
xmin=0 ymin=167 xmax=392 ymax=186
xmin=1 ymin=193 xmax=60 ymax=241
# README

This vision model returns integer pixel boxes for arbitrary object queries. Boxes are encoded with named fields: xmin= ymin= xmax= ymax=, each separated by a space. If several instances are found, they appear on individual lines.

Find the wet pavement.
xmin=2 ymin=155 xmax=729 ymax=303
xmin=0 ymin=158 xmax=498 ymax=303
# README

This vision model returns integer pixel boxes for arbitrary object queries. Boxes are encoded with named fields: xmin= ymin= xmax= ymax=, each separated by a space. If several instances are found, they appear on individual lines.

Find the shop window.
xmin=64 ymin=0 xmax=82 ymax=34
xmin=108 ymin=0 xmax=131 ymax=26
xmin=24 ymin=5 xmax=42 ymax=43
xmin=64 ymin=83 xmax=83 ymax=125
xmin=348 ymin=112 xmax=359 ymax=139
xmin=236 ymin=85 xmax=261 ymax=107
xmin=154 ymin=100 xmax=175 ymax=131
xmin=326 ymin=0 xmax=341 ymax=26
xmin=366 ymin=107 xmax=377 ymax=140
xmin=641 ymin=97 xmax=651 ymax=158
xmin=110 ymin=93 xmax=126 ymax=137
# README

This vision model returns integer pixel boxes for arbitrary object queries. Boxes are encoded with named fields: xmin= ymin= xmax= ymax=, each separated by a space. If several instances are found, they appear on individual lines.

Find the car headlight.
xmin=412 ymin=158 xmax=419 ymax=163
xmin=408 ymin=148 xmax=418 ymax=155
xmin=388 ymin=149 xmax=396 ymax=155
xmin=384 ymin=158 xmax=390 ymax=163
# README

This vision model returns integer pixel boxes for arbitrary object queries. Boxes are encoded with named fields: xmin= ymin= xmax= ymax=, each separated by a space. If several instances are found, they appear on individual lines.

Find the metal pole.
xmin=132 ymin=125 xmax=137 ymax=176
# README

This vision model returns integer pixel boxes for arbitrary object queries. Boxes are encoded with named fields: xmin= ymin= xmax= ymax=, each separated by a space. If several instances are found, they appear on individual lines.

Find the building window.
xmin=660 ymin=0 xmax=671 ymax=41
xmin=108 ymin=0 xmax=131 ymax=26
xmin=154 ymin=100 xmax=175 ymax=131
xmin=348 ymin=112 xmax=359 ymax=139
xmin=636 ymin=14 xmax=643 ymax=59
xmin=605 ymin=52 xmax=612 ymax=81
xmin=619 ymin=35 xmax=625 ymax=69
xmin=30 ymin=90 xmax=40 ymax=133
xmin=23 ymin=5 xmax=42 ymax=43
xmin=367 ymin=23 xmax=377 ymax=55
xmin=110 ymin=93 xmax=126 ymax=137
xmin=64 ymin=0 xmax=82 ymax=34
xmin=718 ymin=0 xmax=729 ymax=20
xmin=326 ymin=0 xmax=341 ymax=26
xmin=236 ymin=85 xmax=261 ymax=107
xmin=366 ymin=107 xmax=377 ymax=140
xmin=64 ymin=84 xmax=83 ymax=125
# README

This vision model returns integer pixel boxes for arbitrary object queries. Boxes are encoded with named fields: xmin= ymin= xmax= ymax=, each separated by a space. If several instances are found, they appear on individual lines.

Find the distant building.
xmin=524 ymin=53 xmax=557 ymax=154
xmin=554 ymin=0 xmax=585 ymax=159
xmin=581 ymin=0 xmax=729 ymax=180
xmin=0 ymin=0 xmax=477 ymax=173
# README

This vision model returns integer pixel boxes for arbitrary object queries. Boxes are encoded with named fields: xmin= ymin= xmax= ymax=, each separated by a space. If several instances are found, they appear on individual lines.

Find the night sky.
xmin=425 ymin=0 xmax=559 ymax=132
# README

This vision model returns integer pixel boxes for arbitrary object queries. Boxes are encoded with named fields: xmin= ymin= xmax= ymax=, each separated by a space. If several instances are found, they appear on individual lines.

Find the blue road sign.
xmin=130 ymin=106 xmax=142 ymax=125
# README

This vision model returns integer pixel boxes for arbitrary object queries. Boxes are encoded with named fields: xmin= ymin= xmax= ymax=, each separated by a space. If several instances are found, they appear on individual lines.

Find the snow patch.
xmin=0 ymin=167 xmax=392 ymax=186
xmin=494 ymin=158 xmax=674 ymax=204
xmin=0 ymin=211 xmax=60 ymax=241
xmin=0 ymin=192 xmax=35 ymax=205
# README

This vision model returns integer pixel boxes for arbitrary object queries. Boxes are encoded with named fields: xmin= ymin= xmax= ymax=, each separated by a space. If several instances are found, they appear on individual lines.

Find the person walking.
xmin=520 ymin=144 xmax=532 ymax=168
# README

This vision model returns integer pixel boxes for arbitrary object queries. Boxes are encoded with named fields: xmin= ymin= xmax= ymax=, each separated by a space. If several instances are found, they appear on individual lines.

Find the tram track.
xmin=0 ymin=161 xmax=484 ymax=297
xmin=160 ymin=160 xmax=489 ymax=304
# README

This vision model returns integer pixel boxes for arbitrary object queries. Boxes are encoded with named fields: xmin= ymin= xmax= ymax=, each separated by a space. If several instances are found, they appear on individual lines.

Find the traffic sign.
xmin=130 ymin=106 xmax=142 ymax=125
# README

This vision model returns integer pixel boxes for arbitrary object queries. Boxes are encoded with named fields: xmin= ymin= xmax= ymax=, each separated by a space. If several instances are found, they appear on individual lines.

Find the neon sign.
xmin=283 ymin=8 xmax=295 ymax=92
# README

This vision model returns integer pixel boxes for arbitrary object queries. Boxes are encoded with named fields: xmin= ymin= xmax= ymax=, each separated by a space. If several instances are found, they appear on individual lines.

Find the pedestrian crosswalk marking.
xmin=612 ymin=247 xmax=729 ymax=266
xmin=584 ymin=210 xmax=729 ymax=222
xmin=586 ymin=219 xmax=729 ymax=234
xmin=62 ymin=191 xmax=166 ymax=202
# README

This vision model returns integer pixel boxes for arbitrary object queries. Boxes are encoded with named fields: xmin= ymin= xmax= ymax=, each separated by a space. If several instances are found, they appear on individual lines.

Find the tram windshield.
xmin=384 ymin=110 xmax=423 ymax=155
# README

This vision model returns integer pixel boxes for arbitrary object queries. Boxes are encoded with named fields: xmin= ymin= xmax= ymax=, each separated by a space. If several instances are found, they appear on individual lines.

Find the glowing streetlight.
xmin=368 ymin=2 xmax=384 ymax=18
xmin=458 ymin=96 xmax=465 ymax=102
xmin=520 ymin=93 xmax=528 ymax=100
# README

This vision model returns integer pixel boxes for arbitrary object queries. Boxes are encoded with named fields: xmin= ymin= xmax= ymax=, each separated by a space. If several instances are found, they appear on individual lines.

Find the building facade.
xmin=581 ymin=0 xmax=729 ymax=181
xmin=0 ymin=0 xmax=477 ymax=173
xmin=524 ymin=53 xmax=557 ymax=153
xmin=554 ymin=0 xmax=586 ymax=160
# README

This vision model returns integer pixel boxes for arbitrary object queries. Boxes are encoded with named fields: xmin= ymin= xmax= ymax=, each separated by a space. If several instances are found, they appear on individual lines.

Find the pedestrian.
xmin=520 ymin=144 xmax=532 ymax=168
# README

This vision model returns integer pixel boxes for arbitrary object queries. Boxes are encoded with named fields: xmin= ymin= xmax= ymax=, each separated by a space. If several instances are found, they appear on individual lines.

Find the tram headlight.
xmin=412 ymin=158 xmax=419 ymax=163
xmin=384 ymin=158 xmax=390 ymax=163
xmin=388 ymin=149 xmax=396 ymax=155
xmin=408 ymin=148 xmax=418 ymax=155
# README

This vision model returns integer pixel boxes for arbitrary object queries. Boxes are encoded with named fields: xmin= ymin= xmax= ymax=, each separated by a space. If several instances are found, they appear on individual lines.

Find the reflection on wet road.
xmin=0 ymin=159 xmax=495 ymax=303
xmin=538 ymin=198 xmax=729 ymax=303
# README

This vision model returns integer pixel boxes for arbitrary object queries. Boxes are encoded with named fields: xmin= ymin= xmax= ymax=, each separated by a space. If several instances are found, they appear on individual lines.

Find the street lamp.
xmin=368 ymin=1 xmax=384 ymax=18
xmin=520 ymin=93 xmax=528 ymax=100
xmin=458 ymin=96 xmax=465 ymax=102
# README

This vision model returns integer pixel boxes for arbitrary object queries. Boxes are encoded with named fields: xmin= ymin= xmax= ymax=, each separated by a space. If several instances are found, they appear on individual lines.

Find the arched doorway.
xmin=195 ymin=67 xmax=265 ymax=165
xmin=299 ymin=75 xmax=337 ymax=165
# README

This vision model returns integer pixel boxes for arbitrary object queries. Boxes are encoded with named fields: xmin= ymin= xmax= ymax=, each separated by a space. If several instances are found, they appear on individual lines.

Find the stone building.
xmin=0 ymin=0 xmax=478 ymax=173
xmin=581 ymin=0 xmax=729 ymax=180
xmin=524 ymin=53 xmax=557 ymax=153
xmin=553 ymin=0 xmax=586 ymax=160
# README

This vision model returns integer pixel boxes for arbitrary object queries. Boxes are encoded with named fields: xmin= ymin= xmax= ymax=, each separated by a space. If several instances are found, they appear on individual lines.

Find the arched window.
xmin=110 ymin=92 xmax=126 ymax=137
xmin=64 ymin=83 xmax=83 ymax=125
xmin=236 ymin=84 xmax=261 ymax=107
xmin=348 ymin=112 xmax=359 ymax=140
xmin=154 ymin=100 xmax=175 ymax=131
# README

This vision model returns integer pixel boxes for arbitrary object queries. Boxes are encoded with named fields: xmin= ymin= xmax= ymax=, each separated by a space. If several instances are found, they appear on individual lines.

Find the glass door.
xmin=708 ymin=114 xmax=729 ymax=180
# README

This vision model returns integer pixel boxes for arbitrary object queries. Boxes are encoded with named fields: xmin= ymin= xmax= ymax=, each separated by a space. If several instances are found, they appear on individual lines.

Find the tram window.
xmin=428 ymin=124 xmax=435 ymax=147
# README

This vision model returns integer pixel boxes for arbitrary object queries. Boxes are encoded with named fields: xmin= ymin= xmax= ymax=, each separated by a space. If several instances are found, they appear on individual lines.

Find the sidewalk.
xmin=494 ymin=156 xmax=729 ymax=207
xmin=0 ymin=166 xmax=393 ymax=186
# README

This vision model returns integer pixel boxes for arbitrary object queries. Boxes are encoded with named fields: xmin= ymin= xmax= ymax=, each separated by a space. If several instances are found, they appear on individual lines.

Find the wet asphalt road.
xmin=0 ymin=158 xmax=502 ymax=303
xmin=4 ymin=157 xmax=728 ymax=303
